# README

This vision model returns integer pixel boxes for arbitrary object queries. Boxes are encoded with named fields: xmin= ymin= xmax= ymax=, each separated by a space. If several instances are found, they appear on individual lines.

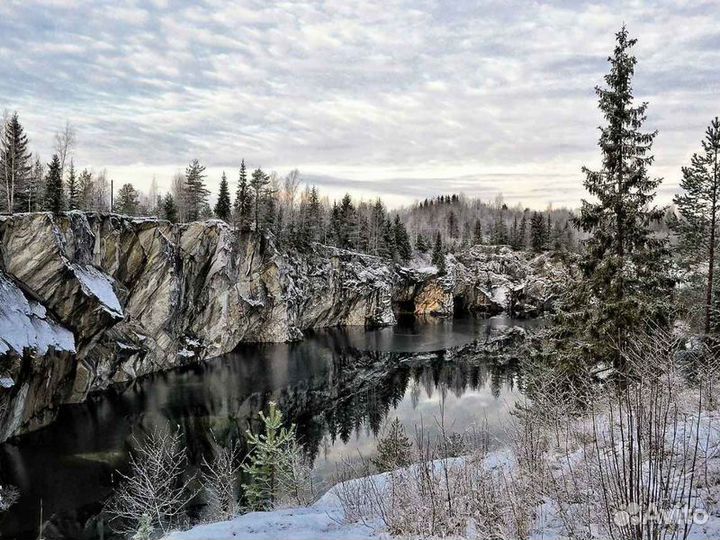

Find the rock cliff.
xmin=0 ymin=213 xmax=572 ymax=441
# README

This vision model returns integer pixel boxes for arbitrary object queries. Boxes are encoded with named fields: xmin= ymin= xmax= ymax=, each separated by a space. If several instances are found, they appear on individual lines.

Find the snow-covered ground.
xmin=164 ymin=406 xmax=720 ymax=540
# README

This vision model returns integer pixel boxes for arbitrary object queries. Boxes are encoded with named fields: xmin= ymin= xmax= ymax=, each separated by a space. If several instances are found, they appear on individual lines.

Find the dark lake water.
xmin=0 ymin=315 xmax=532 ymax=539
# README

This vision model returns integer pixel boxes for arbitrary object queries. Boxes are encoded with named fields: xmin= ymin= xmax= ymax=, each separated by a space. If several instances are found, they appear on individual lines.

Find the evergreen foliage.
xmin=66 ymin=160 xmax=79 ymax=210
xmin=183 ymin=159 xmax=209 ymax=221
xmin=249 ymin=168 xmax=270 ymax=231
xmin=372 ymin=418 xmax=413 ymax=472
xmin=241 ymin=402 xmax=297 ymax=510
xmin=162 ymin=193 xmax=178 ymax=223
xmin=0 ymin=112 xmax=32 ymax=213
xmin=561 ymin=26 xmax=672 ymax=366
xmin=116 ymin=183 xmax=140 ymax=215
xmin=214 ymin=172 xmax=231 ymax=221
xmin=672 ymin=117 xmax=720 ymax=334
xmin=233 ymin=160 xmax=253 ymax=230
xmin=432 ymin=231 xmax=446 ymax=274
xmin=44 ymin=154 xmax=64 ymax=214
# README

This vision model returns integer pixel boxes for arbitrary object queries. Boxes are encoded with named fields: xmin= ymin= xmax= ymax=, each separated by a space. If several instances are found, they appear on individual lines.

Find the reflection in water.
xmin=0 ymin=316 xmax=529 ymax=539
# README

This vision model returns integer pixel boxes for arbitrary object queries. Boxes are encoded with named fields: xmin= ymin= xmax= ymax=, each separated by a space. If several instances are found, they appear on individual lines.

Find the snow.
xmin=0 ymin=272 xmax=75 ymax=356
xmin=162 ymin=406 xmax=720 ymax=540
xmin=163 ymin=507 xmax=379 ymax=540
xmin=0 ymin=377 xmax=14 ymax=388
xmin=70 ymin=263 xmax=123 ymax=317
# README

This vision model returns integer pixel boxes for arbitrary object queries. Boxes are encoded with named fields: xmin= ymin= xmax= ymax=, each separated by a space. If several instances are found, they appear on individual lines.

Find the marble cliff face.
xmin=0 ymin=212 xmax=572 ymax=440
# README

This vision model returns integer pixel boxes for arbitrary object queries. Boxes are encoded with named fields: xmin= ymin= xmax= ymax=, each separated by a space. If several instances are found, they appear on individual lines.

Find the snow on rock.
xmin=70 ymin=263 xmax=123 ymax=317
xmin=163 ymin=507 xmax=380 ymax=540
xmin=0 ymin=272 xmax=75 ymax=356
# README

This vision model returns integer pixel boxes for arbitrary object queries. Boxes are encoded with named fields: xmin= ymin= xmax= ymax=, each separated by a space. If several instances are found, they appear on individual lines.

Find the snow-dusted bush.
xmin=105 ymin=429 xmax=196 ymax=537
xmin=200 ymin=437 xmax=242 ymax=522
xmin=541 ymin=327 xmax=719 ymax=540
xmin=0 ymin=484 xmax=19 ymax=513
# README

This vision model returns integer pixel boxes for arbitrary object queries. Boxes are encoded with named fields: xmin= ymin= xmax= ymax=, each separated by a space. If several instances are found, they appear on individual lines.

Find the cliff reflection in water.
xmin=0 ymin=316 xmax=528 ymax=540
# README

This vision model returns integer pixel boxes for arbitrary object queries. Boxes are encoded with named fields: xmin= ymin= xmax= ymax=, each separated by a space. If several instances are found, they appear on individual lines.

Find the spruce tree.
xmin=372 ymin=418 xmax=413 ymax=472
xmin=250 ymin=168 xmax=270 ymax=231
xmin=214 ymin=172 xmax=231 ymax=221
xmin=44 ymin=154 xmax=64 ymax=213
xmin=66 ymin=159 xmax=79 ymax=210
xmin=184 ymin=159 xmax=209 ymax=222
xmin=473 ymin=220 xmax=483 ymax=245
xmin=431 ymin=231 xmax=446 ymax=274
xmin=162 ymin=193 xmax=178 ymax=223
xmin=26 ymin=157 xmax=44 ymax=212
xmin=673 ymin=117 xmax=720 ymax=334
xmin=233 ymin=161 xmax=253 ymax=230
xmin=116 ymin=183 xmax=140 ymax=215
xmin=0 ymin=112 xmax=32 ymax=213
xmin=530 ymin=212 xmax=547 ymax=252
xmin=393 ymin=215 xmax=412 ymax=263
xmin=415 ymin=233 xmax=429 ymax=254
xmin=568 ymin=26 xmax=672 ymax=365
xmin=241 ymin=402 xmax=296 ymax=510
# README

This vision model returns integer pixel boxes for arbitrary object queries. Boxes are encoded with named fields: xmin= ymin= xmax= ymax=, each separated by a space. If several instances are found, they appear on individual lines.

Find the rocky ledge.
xmin=0 ymin=213 xmax=573 ymax=441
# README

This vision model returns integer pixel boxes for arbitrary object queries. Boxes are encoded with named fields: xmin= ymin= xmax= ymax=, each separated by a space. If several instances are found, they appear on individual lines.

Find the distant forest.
xmin=0 ymin=112 xmax=590 ymax=264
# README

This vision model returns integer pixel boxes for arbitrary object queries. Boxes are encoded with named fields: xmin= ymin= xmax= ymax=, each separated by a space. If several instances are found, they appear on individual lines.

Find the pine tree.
xmin=214 ymin=172 xmax=231 ymax=221
xmin=162 ymin=193 xmax=178 ymax=223
xmin=66 ymin=159 xmax=79 ymax=210
xmin=0 ymin=112 xmax=32 ymax=213
xmin=372 ymin=418 xmax=413 ymax=472
xmin=431 ymin=231 xmax=446 ymax=274
xmin=183 ymin=159 xmax=209 ymax=221
xmin=673 ymin=117 xmax=720 ymax=334
xmin=233 ymin=161 xmax=253 ymax=230
xmin=567 ymin=26 xmax=672 ymax=365
xmin=250 ymin=168 xmax=270 ymax=231
xmin=44 ymin=154 xmax=64 ymax=214
xmin=241 ymin=402 xmax=297 ymax=510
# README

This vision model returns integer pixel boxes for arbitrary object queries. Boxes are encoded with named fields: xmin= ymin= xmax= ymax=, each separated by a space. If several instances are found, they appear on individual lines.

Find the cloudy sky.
xmin=1 ymin=0 xmax=718 ymax=209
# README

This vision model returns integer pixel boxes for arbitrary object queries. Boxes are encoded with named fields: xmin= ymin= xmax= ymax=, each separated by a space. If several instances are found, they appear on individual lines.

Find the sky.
xmin=1 ymin=0 xmax=719 ymax=209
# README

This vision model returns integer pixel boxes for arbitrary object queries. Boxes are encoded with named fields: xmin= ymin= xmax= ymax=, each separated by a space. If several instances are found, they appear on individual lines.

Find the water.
xmin=0 ymin=315 xmax=531 ymax=539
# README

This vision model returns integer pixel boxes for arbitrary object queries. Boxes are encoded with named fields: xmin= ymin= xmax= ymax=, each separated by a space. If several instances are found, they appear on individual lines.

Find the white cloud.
xmin=0 ymin=0 xmax=719 ymax=208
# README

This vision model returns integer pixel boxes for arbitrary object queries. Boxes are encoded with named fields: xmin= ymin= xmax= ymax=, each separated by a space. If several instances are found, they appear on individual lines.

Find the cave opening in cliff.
xmin=394 ymin=300 xmax=416 ymax=315
xmin=453 ymin=295 xmax=471 ymax=317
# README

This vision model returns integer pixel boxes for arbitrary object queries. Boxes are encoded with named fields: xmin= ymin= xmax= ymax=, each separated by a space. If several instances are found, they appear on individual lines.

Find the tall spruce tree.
xmin=530 ymin=212 xmax=547 ymax=252
xmin=567 ymin=26 xmax=671 ymax=365
xmin=393 ymin=215 xmax=412 ymax=263
xmin=233 ymin=161 xmax=252 ymax=230
xmin=250 ymin=168 xmax=270 ymax=231
xmin=673 ymin=117 xmax=720 ymax=334
xmin=473 ymin=220 xmax=483 ymax=245
xmin=162 ymin=193 xmax=178 ymax=223
xmin=431 ymin=231 xmax=446 ymax=274
xmin=66 ymin=159 xmax=79 ymax=210
xmin=184 ymin=159 xmax=209 ymax=221
xmin=44 ymin=154 xmax=64 ymax=214
xmin=214 ymin=172 xmax=231 ymax=221
xmin=1 ymin=112 xmax=32 ymax=213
